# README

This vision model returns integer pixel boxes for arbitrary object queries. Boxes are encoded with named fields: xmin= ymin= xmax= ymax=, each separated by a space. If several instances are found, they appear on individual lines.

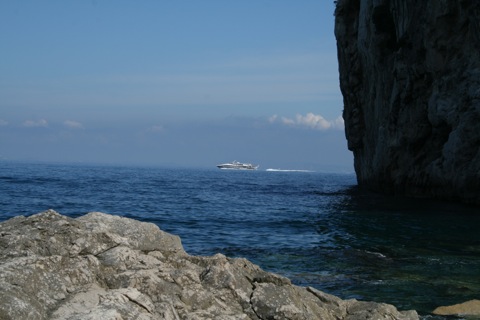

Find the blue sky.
xmin=0 ymin=1 xmax=352 ymax=171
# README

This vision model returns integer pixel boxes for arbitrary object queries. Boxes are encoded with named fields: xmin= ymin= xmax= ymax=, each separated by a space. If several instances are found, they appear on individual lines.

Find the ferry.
xmin=216 ymin=161 xmax=259 ymax=170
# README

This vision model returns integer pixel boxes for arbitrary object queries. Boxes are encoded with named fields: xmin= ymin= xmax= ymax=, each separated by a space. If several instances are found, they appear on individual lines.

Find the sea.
xmin=1 ymin=161 xmax=479 ymax=318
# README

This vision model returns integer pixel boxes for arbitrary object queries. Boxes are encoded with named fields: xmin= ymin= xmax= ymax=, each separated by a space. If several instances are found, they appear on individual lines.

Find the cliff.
xmin=0 ymin=210 xmax=418 ymax=319
xmin=335 ymin=0 xmax=480 ymax=204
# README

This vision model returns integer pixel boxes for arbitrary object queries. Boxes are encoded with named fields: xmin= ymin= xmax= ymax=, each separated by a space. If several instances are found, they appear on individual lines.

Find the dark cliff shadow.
xmin=311 ymin=184 xmax=480 ymax=314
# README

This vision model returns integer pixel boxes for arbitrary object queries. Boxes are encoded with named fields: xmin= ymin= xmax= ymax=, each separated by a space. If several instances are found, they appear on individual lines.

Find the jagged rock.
xmin=433 ymin=299 xmax=480 ymax=317
xmin=0 ymin=210 xmax=419 ymax=319
xmin=335 ymin=0 xmax=480 ymax=204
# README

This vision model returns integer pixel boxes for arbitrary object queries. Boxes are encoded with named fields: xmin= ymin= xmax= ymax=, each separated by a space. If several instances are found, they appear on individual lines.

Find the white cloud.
xmin=296 ymin=113 xmax=331 ymax=130
xmin=63 ymin=120 xmax=84 ymax=129
xmin=271 ymin=113 xmax=344 ymax=131
xmin=23 ymin=119 xmax=48 ymax=127
xmin=332 ymin=115 xmax=344 ymax=129
xmin=281 ymin=117 xmax=296 ymax=126
xmin=268 ymin=114 xmax=278 ymax=123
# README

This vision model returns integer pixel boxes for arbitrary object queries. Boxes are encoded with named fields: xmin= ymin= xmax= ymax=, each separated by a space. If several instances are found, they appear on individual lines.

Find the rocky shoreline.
xmin=0 ymin=210 xmax=421 ymax=319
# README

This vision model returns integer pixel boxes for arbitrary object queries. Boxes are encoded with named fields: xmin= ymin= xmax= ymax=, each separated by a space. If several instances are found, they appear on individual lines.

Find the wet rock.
xmin=335 ymin=0 xmax=480 ymax=204
xmin=0 ymin=210 xmax=419 ymax=319
xmin=433 ymin=299 xmax=480 ymax=317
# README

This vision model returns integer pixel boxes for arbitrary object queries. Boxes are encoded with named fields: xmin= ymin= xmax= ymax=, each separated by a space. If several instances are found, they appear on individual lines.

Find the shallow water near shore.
xmin=0 ymin=161 xmax=479 ymax=318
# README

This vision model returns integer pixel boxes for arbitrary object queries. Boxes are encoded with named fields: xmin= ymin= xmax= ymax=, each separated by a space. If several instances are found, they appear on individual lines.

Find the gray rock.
xmin=335 ymin=0 xmax=480 ymax=204
xmin=0 ymin=210 xmax=418 ymax=319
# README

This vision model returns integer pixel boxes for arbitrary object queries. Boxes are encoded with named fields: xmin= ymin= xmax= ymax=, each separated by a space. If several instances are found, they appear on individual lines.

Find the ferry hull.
xmin=216 ymin=161 xmax=259 ymax=170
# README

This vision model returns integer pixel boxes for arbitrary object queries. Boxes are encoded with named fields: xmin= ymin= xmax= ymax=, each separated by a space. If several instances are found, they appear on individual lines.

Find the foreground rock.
xmin=433 ymin=299 xmax=480 ymax=317
xmin=335 ymin=0 xmax=480 ymax=204
xmin=0 ymin=210 xmax=418 ymax=320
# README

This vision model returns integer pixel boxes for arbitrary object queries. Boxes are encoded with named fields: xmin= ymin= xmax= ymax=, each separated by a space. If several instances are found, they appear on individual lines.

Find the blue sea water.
xmin=0 ymin=161 xmax=479 ymax=317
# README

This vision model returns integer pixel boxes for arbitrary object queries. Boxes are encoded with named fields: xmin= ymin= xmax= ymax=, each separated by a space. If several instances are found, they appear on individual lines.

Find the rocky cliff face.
xmin=335 ymin=0 xmax=480 ymax=204
xmin=0 ymin=210 xmax=418 ymax=320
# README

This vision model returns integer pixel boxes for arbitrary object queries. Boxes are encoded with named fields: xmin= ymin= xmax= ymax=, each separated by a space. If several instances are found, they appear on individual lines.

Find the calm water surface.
xmin=0 ymin=161 xmax=479 ymax=318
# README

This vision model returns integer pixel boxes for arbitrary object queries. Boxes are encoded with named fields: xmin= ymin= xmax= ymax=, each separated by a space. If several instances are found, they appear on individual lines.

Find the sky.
xmin=0 ymin=0 xmax=353 ymax=172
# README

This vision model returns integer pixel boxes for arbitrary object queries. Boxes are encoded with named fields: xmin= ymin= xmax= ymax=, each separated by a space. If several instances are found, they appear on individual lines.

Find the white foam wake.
xmin=265 ymin=169 xmax=314 ymax=172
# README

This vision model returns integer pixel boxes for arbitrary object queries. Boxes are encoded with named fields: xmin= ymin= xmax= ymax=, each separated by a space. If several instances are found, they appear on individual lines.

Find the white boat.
xmin=216 ymin=160 xmax=259 ymax=170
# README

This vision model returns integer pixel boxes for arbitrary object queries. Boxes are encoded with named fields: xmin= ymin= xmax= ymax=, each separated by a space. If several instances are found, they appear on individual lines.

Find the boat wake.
xmin=265 ymin=169 xmax=314 ymax=173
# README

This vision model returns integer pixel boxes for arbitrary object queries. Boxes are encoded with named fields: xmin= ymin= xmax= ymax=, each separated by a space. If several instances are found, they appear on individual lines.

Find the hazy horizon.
xmin=1 ymin=1 xmax=353 ymax=172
